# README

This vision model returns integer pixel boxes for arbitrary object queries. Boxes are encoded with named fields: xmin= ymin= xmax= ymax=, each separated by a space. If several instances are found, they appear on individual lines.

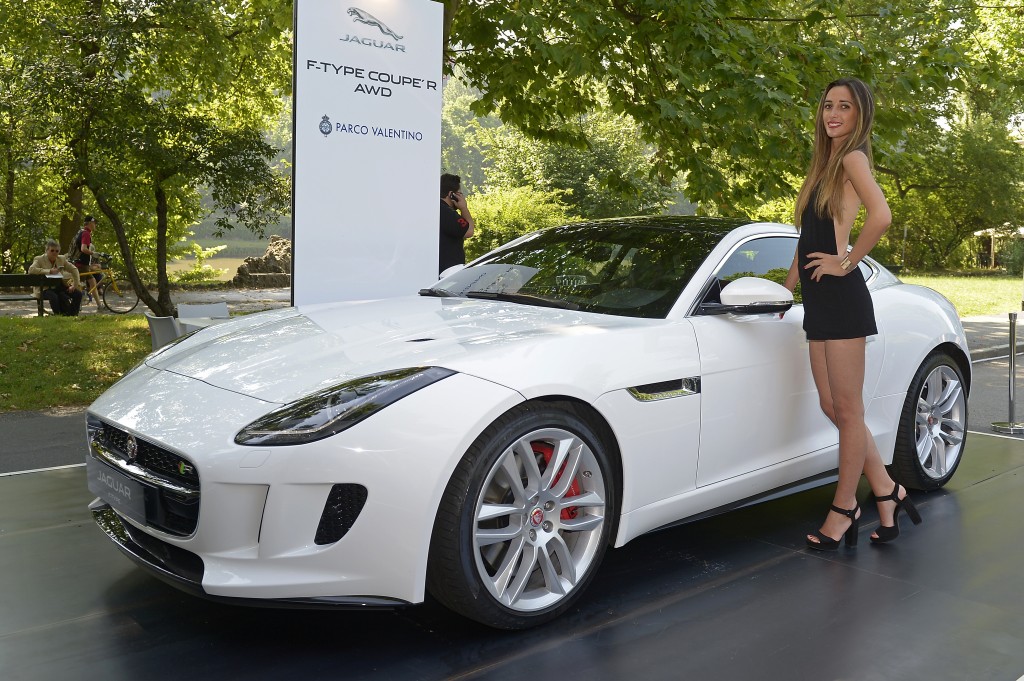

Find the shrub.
xmin=465 ymin=186 xmax=578 ymax=260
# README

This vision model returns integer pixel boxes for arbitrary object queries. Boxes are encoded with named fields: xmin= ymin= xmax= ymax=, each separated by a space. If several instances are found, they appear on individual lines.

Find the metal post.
xmin=993 ymin=312 xmax=1024 ymax=434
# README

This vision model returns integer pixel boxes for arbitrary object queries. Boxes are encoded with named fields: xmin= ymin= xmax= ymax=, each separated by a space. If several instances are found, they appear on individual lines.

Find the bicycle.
xmin=78 ymin=253 xmax=140 ymax=313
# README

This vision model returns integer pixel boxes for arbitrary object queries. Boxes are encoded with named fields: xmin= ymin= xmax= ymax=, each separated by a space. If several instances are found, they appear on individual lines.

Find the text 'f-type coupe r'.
xmin=86 ymin=216 xmax=969 ymax=628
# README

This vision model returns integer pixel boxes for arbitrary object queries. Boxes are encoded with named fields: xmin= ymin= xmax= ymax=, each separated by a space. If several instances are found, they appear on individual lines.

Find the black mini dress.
xmin=797 ymin=191 xmax=877 ymax=340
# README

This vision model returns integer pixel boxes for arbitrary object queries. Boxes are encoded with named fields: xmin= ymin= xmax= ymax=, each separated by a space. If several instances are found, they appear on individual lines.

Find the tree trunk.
xmin=1 ymin=153 xmax=14 ymax=272
xmin=442 ymin=0 xmax=460 ymax=69
xmin=59 ymin=184 xmax=84 ymax=251
xmin=90 ymin=186 xmax=172 ymax=316
xmin=153 ymin=182 xmax=174 ymax=314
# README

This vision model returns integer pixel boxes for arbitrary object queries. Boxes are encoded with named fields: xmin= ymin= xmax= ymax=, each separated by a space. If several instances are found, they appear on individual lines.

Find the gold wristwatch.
xmin=839 ymin=256 xmax=853 ymax=271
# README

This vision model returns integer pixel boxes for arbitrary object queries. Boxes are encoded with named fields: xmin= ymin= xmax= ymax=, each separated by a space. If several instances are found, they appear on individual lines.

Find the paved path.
xmin=0 ymin=287 xmax=292 ymax=317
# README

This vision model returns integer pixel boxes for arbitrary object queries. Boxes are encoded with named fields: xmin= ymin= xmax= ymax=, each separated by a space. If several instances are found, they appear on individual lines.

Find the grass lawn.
xmin=0 ymin=272 xmax=1019 ymax=413
xmin=900 ymin=274 xmax=1022 ymax=318
xmin=0 ymin=315 xmax=151 ymax=412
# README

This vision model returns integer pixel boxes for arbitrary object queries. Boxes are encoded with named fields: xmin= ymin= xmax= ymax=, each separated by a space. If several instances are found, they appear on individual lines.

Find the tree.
xmin=879 ymin=112 xmax=1024 ymax=268
xmin=4 ymin=0 xmax=292 ymax=314
xmin=465 ymin=186 xmax=576 ymax=260
xmin=443 ymin=77 xmax=680 ymax=220
xmin=445 ymin=1 xmax=993 ymax=213
xmin=482 ymin=106 xmax=677 ymax=219
xmin=443 ymin=0 xmax=1024 ymax=265
xmin=441 ymin=75 xmax=498 ymax=191
xmin=0 ymin=6 xmax=70 ymax=271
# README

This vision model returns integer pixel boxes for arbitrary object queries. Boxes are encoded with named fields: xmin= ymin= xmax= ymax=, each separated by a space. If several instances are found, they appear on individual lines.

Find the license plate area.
xmin=87 ymin=455 xmax=149 ymax=526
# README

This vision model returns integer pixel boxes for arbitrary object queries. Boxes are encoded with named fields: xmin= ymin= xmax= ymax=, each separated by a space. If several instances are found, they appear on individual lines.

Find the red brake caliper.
xmin=532 ymin=442 xmax=580 ymax=520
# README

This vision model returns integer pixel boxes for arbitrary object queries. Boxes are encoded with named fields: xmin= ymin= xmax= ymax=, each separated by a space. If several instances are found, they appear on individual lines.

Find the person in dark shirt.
xmin=439 ymin=173 xmax=475 ymax=275
xmin=71 ymin=215 xmax=103 ymax=307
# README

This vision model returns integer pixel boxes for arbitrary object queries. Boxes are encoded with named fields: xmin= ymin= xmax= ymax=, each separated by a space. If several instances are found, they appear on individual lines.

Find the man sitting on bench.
xmin=29 ymin=238 xmax=83 ymax=316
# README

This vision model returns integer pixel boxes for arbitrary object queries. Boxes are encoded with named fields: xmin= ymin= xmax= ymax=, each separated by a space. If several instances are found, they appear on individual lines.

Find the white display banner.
xmin=293 ymin=0 xmax=443 ymax=306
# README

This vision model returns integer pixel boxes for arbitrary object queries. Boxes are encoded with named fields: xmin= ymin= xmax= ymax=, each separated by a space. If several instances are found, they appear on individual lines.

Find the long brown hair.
xmin=794 ymin=77 xmax=875 ymax=227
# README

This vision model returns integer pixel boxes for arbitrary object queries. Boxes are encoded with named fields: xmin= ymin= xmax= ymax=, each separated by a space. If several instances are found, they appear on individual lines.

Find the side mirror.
xmin=699 ymin=277 xmax=793 ymax=316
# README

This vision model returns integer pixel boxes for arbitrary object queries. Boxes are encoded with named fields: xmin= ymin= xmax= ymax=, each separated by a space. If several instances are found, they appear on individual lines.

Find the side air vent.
xmin=314 ymin=484 xmax=369 ymax=545
xmin=627 ymin=377 xmax=701 ymax=402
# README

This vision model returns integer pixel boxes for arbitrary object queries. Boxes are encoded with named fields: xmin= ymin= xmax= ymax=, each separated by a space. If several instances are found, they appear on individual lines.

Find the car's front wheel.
xmin=890 ymin=351 xmax=968 ymax=490
xmin=427 ymin=401 xmax=618 ymax=629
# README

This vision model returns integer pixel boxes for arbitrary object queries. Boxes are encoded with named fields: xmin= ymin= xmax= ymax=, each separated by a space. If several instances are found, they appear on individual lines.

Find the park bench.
xmin=0 ymin=273 xmax=53 ymax=316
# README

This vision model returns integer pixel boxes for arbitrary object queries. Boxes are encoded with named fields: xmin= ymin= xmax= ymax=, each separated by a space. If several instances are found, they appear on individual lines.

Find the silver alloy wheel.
xmin=915 ymin=365 xmax=966 ymax=480
xmin=472 ymin=427 xmax=607 ymax=612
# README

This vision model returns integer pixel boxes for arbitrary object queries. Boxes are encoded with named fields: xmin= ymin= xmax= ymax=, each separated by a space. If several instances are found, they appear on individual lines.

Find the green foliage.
xmin=465 ymin=186 xmax=577 ymax=260
xmin=878 ymin=112 xmax=1024 ymax=269
xmin=171 ymin=243 xmax=229 ymax=284
xmin=997 ymin=240 xmax=1024 ymax=277
xmin=449 ymin=0 xmax=987 ymax=211
xmin=480 ymin=106 xmax=675 ymax=219
xmin=441 ymin=77 xmax=498 ymax=191
xmin=443 ymin=77 xmax=677 ymax=220
xmin=2 ymin=0 xmax=292 ymax=314
xmin=447 ymin=0 xmax=1024 ymax=258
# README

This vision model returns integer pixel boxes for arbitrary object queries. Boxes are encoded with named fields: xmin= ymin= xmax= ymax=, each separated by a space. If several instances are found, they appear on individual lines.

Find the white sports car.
xmin=86 ymin=216 xmax=970 ymax=629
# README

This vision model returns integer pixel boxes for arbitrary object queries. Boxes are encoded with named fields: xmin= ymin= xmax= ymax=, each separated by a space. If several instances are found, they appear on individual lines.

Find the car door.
xmin=689 ymin=235 xmax=835 ymax=487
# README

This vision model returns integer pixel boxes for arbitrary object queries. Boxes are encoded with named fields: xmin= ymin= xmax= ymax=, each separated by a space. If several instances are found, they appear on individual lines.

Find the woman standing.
xmin=784 ymin=77 xmax=921 ymax=550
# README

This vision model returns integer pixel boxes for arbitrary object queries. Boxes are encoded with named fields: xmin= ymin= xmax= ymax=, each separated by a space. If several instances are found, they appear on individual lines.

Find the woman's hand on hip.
xmin=804 ymin=252 xmax=847 ymax=281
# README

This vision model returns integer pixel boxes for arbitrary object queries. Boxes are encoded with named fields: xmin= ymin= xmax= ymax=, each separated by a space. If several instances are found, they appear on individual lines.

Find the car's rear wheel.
xmin=427 ymin=402 xmax=617 ymax=629
xmin=890 ymin=351 xmax=967 ymax=490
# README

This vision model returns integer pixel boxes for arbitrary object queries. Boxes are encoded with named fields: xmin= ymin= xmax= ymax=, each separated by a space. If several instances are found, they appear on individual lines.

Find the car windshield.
xmin=427 ymin=220 xmax=735 ymax=318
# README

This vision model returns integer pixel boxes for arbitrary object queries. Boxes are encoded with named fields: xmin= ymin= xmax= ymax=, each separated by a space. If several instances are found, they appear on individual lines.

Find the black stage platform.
xmin=2 ymin=432 xmax=1023 ymax=681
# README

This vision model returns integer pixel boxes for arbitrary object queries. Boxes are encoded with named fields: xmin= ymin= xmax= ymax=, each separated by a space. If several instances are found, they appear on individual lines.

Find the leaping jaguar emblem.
xmin=347 ymin=7 xmax=403 ymax=41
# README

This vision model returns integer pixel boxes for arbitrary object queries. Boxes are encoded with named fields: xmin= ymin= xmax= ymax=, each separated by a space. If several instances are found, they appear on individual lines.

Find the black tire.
xmin=890 ymin=351 xmax=968 ymax=490
xmin=102 ymin=278 xmax=140 ymax=313
xmin=427 ymin=401 xmax=618 ymax=629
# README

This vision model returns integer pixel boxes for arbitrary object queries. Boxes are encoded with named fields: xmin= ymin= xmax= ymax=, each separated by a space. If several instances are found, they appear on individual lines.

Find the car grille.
xmin=314 ymin=484 xmax=368 ymax=545
xmin=92 ymin=419 xmax=200 ymax=537
xmin=102 ymin=423 xmax=200 ymax=489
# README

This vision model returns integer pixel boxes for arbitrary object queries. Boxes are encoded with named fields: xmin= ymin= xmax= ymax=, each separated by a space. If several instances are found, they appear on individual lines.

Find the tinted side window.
xmin=702 ymin=236 xmax=801 ymax=306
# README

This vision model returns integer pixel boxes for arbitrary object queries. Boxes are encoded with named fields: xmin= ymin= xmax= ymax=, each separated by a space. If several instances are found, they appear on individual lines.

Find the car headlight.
xmin=234 ymin=367 xmax=456 ymax=446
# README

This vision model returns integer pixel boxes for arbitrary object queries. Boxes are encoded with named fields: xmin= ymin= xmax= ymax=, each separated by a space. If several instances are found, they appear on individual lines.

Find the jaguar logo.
xmin=124 ymin=434 xmax=139 ymax=463
xmin=347 ymin=7 xmax=403 ymax=41
xmin=319 ymin=114 xmax=333 ymax=137
xmin=97 ymin=471 xmax=132 ymax=500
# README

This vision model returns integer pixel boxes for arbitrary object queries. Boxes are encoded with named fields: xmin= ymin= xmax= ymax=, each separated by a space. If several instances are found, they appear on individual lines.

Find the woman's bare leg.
xmin=809 ymin=339 xmax=902 ymax=542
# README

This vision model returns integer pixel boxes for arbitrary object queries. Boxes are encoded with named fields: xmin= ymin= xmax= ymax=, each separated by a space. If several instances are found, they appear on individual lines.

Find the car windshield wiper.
xmin=465 ymin=291 xmax=579 ymax=310
xmin=418 ymin=287 xmax=456 ymax=297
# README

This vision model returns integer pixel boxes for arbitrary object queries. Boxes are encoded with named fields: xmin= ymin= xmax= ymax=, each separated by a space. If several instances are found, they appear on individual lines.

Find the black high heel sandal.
xmin=805 ymin=504 xmax=860 ymax=551
xmin=869 ymin=482 xmax=922 ymax=544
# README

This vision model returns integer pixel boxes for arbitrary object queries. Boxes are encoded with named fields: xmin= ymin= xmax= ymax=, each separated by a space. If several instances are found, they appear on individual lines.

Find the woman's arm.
xmin=784 ymin=250 xmax=800 ymax=292
xmin=843 ymin=150 xmax=891 ymax=267
xmin=804 ymin=150 xmax=892 ymax=281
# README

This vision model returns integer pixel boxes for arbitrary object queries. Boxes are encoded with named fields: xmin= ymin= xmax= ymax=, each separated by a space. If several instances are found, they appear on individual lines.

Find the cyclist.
xmin=70 ymin=215 xmax=103 ymax=307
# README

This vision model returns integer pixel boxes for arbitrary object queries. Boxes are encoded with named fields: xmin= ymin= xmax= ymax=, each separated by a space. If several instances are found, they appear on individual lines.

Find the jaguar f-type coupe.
xmin=85 ymin=216 xmax=969 ymax=628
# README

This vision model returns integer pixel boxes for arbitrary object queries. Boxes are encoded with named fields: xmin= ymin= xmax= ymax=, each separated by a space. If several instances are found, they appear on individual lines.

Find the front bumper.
xmin=87 ymin=365 xmax=524 ymax=605
xmin=90 ymin=500 xmax=408 ymax=608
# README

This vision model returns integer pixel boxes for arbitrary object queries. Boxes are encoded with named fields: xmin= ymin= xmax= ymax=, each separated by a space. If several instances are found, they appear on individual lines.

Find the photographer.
xmin=439 ymin=173 xmax=475 ymax=275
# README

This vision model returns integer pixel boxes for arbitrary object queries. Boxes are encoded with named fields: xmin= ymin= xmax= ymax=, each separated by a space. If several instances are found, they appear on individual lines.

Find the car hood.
xmin=146 ymin=297 xmax=662 ymax=404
